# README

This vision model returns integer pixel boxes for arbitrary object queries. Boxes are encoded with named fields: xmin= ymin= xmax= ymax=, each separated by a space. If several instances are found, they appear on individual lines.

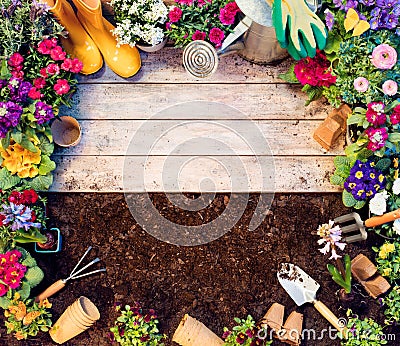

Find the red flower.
xmin=28 ymin=87 xmax=42 ymax=100
xmin=8 ymin=191 xmax=23 ymax=204
xmin=33 ymin=77 xmax=46 ymax=89
xmin=11 ymin=69 xmax=24 ymax=79
xmin=8 ymin=52 xmax=24 ymax=67
xmin=70 ymin=58 xmax=83 ymax=73
xmin=390 ymin=105 xmax=400 ymax=125
xmin=54 ymin=79 xmax=70 ymax=95
xmin=37 ymin=38 xmax=57 ymax=55
xmin=46 ymin=63 xmax=60 ymax=75
xmin=22 ymin=189 xmax=38 ymax=204
xmin=30 ymin=211 xmax=37 ymax=222
xmin=208 ymin=27 xmax=225 ymax=46
xmin=40 ymin=68 xmax=48 ymax=78
xmin=61 ymin=58 xmax=73 ymax=71
xmin=224 ymin=2 xmax=240 ymax=14
xmin=0 ymin=214 xmax=5 ymax=227
xmin=192 ymin=30 xmax=207 ymax=41
xmin=168 ymin=7 xmax=183 ymax=23
xmin=0 ymin=284 xmax=7 ymax=297
xmin=50 ymin=46 xmax=67 ymax=61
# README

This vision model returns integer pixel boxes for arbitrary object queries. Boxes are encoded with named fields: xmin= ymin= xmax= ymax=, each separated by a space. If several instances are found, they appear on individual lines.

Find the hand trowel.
xmin=277 ymin=263 xmax=347 ymax=336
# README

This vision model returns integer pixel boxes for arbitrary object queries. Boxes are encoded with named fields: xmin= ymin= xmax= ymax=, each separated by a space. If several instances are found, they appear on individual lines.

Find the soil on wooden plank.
xmin=0 ymin=193 xmax=398 ymax=346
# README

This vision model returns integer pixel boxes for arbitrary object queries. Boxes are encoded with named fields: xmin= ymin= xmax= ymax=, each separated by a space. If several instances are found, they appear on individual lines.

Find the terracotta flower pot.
xmin=51 ymin=116 xmax=82 ymax=147
xmin=172 ymin=314 xmax=224 ymax=346
xmin=50 ymin=296 xmax=100 ymax=344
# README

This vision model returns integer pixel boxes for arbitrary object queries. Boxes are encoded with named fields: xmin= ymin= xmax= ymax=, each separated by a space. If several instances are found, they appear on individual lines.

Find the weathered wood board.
xmin=53 ymin=47 xmax=342 ymax=193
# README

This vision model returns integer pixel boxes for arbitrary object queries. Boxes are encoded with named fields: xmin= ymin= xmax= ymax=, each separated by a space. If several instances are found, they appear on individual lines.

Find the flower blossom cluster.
xmin=0 ymin=250 xmax=27 ymax=296
xmin=344 ymin=160 xmax=386 ymax=201
xmin=294 ymin=50 xmax=337 ymax=87
xmin=317 ymin=220 xmax=346 ymax=260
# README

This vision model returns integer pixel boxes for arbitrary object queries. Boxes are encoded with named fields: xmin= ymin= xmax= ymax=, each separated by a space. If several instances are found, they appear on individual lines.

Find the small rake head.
xmin=334 ymin=212 xmax=368 ymax=243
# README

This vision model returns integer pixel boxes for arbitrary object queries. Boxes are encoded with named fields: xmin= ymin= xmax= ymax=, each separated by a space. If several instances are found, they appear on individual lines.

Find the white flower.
xmin=369 ymin=191 xmax=388 ymax=215
xmin=393 ymin=219 xmax=400 ymax=235
xmin=393 ymin=178 xmax=400 ymax=195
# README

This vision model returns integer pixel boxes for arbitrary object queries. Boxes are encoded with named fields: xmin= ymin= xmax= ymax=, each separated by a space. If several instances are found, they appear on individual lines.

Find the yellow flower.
xmin=22 ymin=147 xmax=41 ymax=165
xmin=5 ymin=322 xmax=14 ymax=331
xmin=382 ymin=268 xmax=392 ymax=276
xmin=13 ymin=292 xmax=20 ymax=301
xmin=17 ymin=164 xmax=39 ymax=179
xmin=379 ymin=243 xmax=396 ymax=259
xmin=4 ymin=310 xmax=10 ymax=318
xmin=39 ymin=299 xmax=52 ymax=309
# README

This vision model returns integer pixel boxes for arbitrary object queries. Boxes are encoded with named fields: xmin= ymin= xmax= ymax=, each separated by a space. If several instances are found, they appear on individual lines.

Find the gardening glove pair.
xmin=271 ymin=0 xmax=327 ymax=60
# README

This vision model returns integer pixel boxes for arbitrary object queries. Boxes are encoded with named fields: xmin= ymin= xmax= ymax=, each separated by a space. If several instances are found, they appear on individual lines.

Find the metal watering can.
xmin=183 ymin=0 xmax=319 ymax=78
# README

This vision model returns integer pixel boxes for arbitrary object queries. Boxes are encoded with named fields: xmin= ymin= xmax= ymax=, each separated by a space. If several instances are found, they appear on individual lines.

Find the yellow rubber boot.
xmin=72 ymin=0 xmax=141 ymax=78
xmin=41 ymin=0 xmax=103 ymax=75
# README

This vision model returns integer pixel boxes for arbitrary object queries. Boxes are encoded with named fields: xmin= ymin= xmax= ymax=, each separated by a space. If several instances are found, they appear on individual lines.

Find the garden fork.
xmin=35 ymin=246 xmax=106 ymax=302
xmin=334 ymin=208 xmax=400 ymax=243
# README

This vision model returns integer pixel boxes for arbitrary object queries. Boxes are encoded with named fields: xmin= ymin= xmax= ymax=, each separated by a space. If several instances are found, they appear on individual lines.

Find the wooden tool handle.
xmin=365 ymin=208 xmax=400 ymax=228
xmin=313 ymin=300 xmax=347 ymax=337
xmin=35 ymin=279 xmax=66 ymax=302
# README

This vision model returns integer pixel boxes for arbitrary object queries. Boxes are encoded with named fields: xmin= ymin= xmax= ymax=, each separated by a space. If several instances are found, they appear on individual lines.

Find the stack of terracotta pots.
xmin=50 ymin=296 xmax=100 ymax=344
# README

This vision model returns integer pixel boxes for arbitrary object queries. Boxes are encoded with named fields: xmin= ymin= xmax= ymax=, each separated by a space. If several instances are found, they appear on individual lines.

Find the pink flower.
xmin=390 ymin=105 xmax=400 ymax=125
xmin=40 ymin=68 xmax=48 ymax=78
xmin=0 ymin=284 xmax=8 ymax=296
xmin=166 ymin=22 xmax=172 ymax=30
xmin=11 ymin=69 xmax=24 ymax=79
xmin=46 ymin=63 xmax=60 ymax=75
xmin=366 ymin=127 xmax=388 ymax=151
xmin=37 ymin=38 xmax=57 ymax=55
xmin=371 ymin=44 xmax=397 ymax=69
xmin=382 ymin=80 xmax=398 ymax=96
xmin=33 ymin=77 xmax=46 ymax=89
xmin=61 ymin=58 xmax=73 ymax=71
xmin=70 ymin=58 xmax=83 ymax=73
xmin=191 ymin=30 xmax=206 ymax=41
xmin=219 ymin=8 xmax=235 ymax=25
xmin=50 ymin=46 xmax=66 ymax=61
xmin=224 ymin=2 xmax=240 ymax=14
xmin=168 ymin=7 xmax=183 ymax=23
xmin=28 ymin=87 xmax=42 ymax=100
xmin=7 ymin=250 xmax=21 ymax=263
xmin=54 ymin=79 xmax=70 ymax=95
xmin=353 ymin=77 xmax=369 ymax=92
xmin=366 ymin=102 xmax=386 ymax=126
xmin=208 ymin=27 xmax=225 ymax=46
xmin=178 ymin=0 xmax=193 ymax=4
xmin=8 ymin=53 xmax=24 ymax=67
xmin=7 ymin=277 xmax=21 ymax=289
xmin=0 ymin=253 xmax=10 ymax=265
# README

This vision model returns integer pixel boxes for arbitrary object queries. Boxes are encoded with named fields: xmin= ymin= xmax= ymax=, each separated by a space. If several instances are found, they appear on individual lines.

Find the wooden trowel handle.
xmin=365 ymin=208 xmax=400 ymax=228
xmin=313 ymin=300 xmax=347 ymax=337
xmin=35 ymin=279 xmax=66 ymax=302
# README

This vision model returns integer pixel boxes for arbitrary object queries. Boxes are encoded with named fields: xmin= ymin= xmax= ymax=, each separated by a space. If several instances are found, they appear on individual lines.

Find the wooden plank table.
xmin=53 ymin=47 xmax=344 ymax=193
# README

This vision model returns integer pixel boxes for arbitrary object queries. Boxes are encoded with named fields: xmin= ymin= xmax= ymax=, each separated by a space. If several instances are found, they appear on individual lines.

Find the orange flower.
xmin=8 ymin=301 xmax=26 ymax=321
xmin=39 ymin=298 xmax=52 ymax=309
xmin=14 ymin=331 xmax=25 ymax=340
xmin=23 ymin=311 xmax=41 ymax=326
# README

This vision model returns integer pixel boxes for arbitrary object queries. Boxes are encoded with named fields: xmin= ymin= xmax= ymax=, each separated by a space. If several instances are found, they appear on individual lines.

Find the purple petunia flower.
xmin=34 ymin=101 xmax=54 ymax=125
xmin=0 ymin=101 xmax=23 ymax=138
xmin=324 ymin=9 xmax=335 ymax=31
xmin=332 ymin=0 xmax=345 ymax=9
xmin=360 ymin=0 xmax=375 ymax=5
xmin=345 ymin=0 xmax=358 ymax=11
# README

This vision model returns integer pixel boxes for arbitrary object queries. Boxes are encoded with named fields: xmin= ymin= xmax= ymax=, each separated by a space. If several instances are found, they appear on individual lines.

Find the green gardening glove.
xmin=272 ymin=0 xmax=327 ymax=59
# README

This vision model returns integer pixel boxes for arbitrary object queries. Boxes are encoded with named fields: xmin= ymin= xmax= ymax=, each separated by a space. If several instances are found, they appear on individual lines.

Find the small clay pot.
xmin=136 ymin=38 xmax=168 ymax=52
xmin=51 ymin=116 xmax=81 ymax=147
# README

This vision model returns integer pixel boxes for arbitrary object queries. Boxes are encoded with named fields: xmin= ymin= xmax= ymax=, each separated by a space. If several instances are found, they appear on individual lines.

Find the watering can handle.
xmin=365 ymin=208 xmax=400 ymax=228
xmin=35 ymin=279 xmax=66 ymax=302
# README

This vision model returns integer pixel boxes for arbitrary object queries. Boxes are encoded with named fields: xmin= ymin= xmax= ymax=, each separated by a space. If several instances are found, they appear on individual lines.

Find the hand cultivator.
xmin=35 ymin=246 xmax=106 ymax=302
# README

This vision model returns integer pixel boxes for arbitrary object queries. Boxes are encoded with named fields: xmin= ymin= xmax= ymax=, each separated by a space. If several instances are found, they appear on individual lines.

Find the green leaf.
xmin=1 ymin=131 xmax=10 ymax=150
xmin=347 ymin=113 xmax=364 ymax=126
xmin=38 ymin=156 xmax=56 ymax=175
xmin=388 ymin=133 xmax=400 ymax=143
xmin=375 ymin=158 xmax=391 ymax=172
xmin=11 ymin=132 xmax=38 ymax=152
xmin=354 ymin=200 xmax=366 ymax=209
xmin=342 ymin=190 xmax=357 ymax=207
xmin=29 ymin=174 xmax=53 ymax=191
xmin=0 ymin=168 xmax=20 ymax=190
xmin=0 ymin=296 xmax=12 ymax=310
xmin=17 ymin=281 xmax=31 ymax=300
xmin=334 ymin=156 xmax=350 ymax=167
xmin=344 ymin=255 xmax=352 ymax=286
xmin=24 ymin=266 xmax=44 ymax=288
xmin=38 ymin=135 xmax=54 ymax=156
xmin=330 ymin=174 xmax=346 ymax=186
xmin=279 ymin=64 xmax=299 ymax=84
xmin=355 ymin=148 xmax=373 ymax=161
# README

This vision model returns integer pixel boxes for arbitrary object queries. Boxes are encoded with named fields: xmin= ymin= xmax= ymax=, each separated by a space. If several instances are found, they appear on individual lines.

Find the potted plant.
xmin=0 ymin=188 xmax=48 ymax=251
xmin=4 ymin=292 xmax=52 ymax=340
xmin=34 ymin=227 xmax=62 ymax=253
xmin=0 ymin=247 xmax=44 ymax=309
xmin=109 ymin=302 xmax=166 ymax=345
xmin=165 ymin=0 xmax=240 ymax=48
xmin=110 ymin=0 xmax=169 ymax=52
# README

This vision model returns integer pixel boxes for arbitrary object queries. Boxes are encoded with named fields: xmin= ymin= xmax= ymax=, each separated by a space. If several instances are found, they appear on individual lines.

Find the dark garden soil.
xmin=0 ymin=193 xmax=398 ymax=346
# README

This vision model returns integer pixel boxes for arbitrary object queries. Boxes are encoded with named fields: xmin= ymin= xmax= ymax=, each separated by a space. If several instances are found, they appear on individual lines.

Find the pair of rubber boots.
xmin=43 ymin=0 xmax=141 ymax=77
